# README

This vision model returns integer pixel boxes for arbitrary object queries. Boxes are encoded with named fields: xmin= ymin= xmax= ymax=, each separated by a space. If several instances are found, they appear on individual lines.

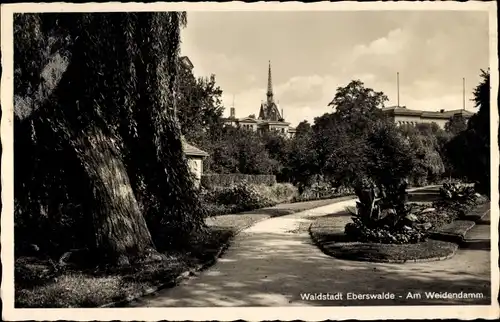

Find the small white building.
xmin=181 ymin=139 xmax=209 ymax=188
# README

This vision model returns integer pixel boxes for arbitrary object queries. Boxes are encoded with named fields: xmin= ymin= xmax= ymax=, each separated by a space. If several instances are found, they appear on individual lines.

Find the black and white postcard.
xmin=1 ymin=1 xmax=498 ymax=321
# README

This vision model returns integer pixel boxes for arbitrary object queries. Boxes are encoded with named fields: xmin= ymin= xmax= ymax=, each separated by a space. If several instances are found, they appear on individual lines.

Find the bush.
xmin=434 ymin=183 xmax=485 ymax=220
xmin=202 ymin=183 xmax=275 ymax=215
xmin=345 ymin=181 xmax=428 ymax=244
xmin=294 ymin=182 xmax=354 ymax=202
xmin=345 ymin=221 xmax=427 ymax=244
xmin=200 ymin=203 xmax=238 ymax=217
xmin=257 ymin=183 xmax=299 ymax=204
xmin=439 ymin=181 xmax=476 ymax=202
xmin=201 ymin=174 xmax=276 ymax=188
xmin=201 ymin=183 xmax=299 ymax=216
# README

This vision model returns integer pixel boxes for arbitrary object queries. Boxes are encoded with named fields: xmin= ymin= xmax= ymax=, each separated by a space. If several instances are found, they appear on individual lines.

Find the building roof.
xmin=181 ymin=138 xmax=209 ymax=157
xmin=259 ymin=101 xmax=283 ymax=121
xmin=238 ymin=117 xmax=259 ymax=123
xmin=265 ymin=121 xmax=291 ymax=126
xmin=382 ymin=106 xmax=474 ymax=119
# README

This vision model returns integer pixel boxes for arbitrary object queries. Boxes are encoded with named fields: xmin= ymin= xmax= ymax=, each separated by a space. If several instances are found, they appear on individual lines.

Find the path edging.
xmin=429 ymin=202 xmax=490 ymax=245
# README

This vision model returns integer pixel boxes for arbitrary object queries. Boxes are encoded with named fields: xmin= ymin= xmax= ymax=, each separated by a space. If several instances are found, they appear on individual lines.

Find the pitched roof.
xmin=238 ymin=117 xmax=259 ymax=123
xmin=181 ymin=138 xmax=209 ymax=157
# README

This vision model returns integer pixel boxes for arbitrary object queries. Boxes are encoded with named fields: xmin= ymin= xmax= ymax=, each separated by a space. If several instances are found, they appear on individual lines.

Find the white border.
xmin=1 ymin=2 xmax=499 ymax=321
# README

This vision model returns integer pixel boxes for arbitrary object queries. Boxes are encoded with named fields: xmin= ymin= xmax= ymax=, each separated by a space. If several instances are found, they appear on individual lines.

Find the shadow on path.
xmin=129 ymin=201 xmax=491 ymax=307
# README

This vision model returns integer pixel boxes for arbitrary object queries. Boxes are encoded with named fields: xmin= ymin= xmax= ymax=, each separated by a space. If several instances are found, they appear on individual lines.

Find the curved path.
xmin=129 ymin=197 xmax=491 ymax=307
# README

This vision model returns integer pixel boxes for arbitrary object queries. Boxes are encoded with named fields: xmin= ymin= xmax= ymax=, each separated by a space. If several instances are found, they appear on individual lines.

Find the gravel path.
xmin=128 ymin=190 xmax=491 ymax=307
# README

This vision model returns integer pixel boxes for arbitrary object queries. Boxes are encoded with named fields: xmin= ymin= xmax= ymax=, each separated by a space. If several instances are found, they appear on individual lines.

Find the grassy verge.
xmin=16 ymin=195 xmax=348 ymax=308
xmin=15 ymin=228 xmax=232 ymax=308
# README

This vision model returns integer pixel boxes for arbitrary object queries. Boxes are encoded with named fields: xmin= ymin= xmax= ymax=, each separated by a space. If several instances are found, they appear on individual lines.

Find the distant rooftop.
xmin=382 ymin=106 xmax=474 ymax=119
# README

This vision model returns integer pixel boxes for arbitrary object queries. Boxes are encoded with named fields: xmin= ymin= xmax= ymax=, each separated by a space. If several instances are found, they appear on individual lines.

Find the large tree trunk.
xmin=72 ymin=126 xmax=155 ymax=265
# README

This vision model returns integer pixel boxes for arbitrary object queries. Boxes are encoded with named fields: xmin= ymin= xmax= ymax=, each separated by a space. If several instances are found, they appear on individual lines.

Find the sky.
xmin=180 ymin=10 xmax=490 ymax=127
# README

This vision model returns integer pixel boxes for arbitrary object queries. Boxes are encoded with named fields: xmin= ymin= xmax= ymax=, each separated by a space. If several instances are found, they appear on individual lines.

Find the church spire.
xmin=267 ymin=60 xmax=274 ymax=104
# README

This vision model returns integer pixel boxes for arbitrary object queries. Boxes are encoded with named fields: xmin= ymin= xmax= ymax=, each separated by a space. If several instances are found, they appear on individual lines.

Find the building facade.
xmin=382 ymin=106 xmax=474 ymax=129
xmin=224 ymin=61 xmax=296 ymax=138
xmin=181 ymin=138 xmax=209 ymax=188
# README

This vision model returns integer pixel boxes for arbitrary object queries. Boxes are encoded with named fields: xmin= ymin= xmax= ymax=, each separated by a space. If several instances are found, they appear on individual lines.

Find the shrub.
xmin=345 ymin=181 xmax=428 ymax=244
xmin=345 ymin=222 xmax=427 ymax=244
xmin=257 ymin=183 xmax=298 ymax=204
xmin=439 ymin=181 xmax=476 ymax=203
xmin=294 ymin=182 xmax=354 ymax=202
xmin=202 ymin=182 xmax=276 ymax=215
xmin=201 ymin=183 xmax=298 ymax=216
xmin=201 ymin=174 xmax=276 ymax=188
xmin=201 ymin=203 xmax=239 ymax=217
xmin=434 ymin=183 xmax=485 ymax=220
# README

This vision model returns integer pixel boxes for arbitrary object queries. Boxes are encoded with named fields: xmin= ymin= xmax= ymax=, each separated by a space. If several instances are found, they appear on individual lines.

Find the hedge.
xmin=201 ymin=174 xmax=276 ymax=188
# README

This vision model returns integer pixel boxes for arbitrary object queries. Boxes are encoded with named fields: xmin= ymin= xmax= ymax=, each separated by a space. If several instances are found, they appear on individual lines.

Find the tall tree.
xmin=206 ymin=127 xmax=278 ymax=175
xmin=328 ymin=80 xmax=388 ymax=136
xmin=14 ymin=12 xmax=205 ymax=264
xmin=295 ymin=120 xmax=312 ymax=137
xmin=308 ymin=81 xmax=391 ymax=188
xmin=287 ymin=132 xmax=319 ymax=193
xmin=176 ymin=69 xmax=225 ymax=143
xmin=446 ymin=69 xmax=490 ymax=195
xmin=445 ymin=113 xmax=468 ymax=135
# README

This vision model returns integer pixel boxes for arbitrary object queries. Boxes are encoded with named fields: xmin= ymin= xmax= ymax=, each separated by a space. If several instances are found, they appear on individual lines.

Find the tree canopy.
xmin=14 ymin=12 xmax=206 ymax=265
xmin=445 ymin=69 xmax=491 ymax=195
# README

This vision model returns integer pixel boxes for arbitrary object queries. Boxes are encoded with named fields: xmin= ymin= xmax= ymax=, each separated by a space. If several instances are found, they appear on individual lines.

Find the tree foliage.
xmin=14 ymin=12 xmax=206 ymax=265
xmin=328 ymin=80 xmax=388 ymax=136
xmin=176 ymin=68 xmax=225 ymax=143
xmin=398 ymin=124 xmax=446 ymax=185
xmin=205 ymin=127 xmax=279 ymax=175
xmin=445 ymin=69 xmax=491 ymax=196
xmin=445 ymin=113 xmax=468 ymax=135
xmin=295 ymin=120 xmax=312 ymax=137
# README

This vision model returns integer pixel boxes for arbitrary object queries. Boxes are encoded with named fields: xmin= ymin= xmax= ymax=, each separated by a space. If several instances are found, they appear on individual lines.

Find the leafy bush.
xmin=434 ymin=183 xmax=485 ymax=220
xmin=439 ymin=182 xmax=476 ymax=202
xmin=201 ymin=203 xmax=239 ymax=217
xmin=201 ymin=183 xmax=276 ymax=216
xmin=201 ymin=174 xmax=276 ymax=188
xmin=294 ymin=182 xmax=354 ymax=202
xmin=201 ymin=183 xmax=299 ymax=216
xmin=257 ymin=183 xmax=298 ymax=204
xmin=345 ymin=222 xmax=427 ymax=244
xmin=345 ymin=181 xmax=428 ymax=244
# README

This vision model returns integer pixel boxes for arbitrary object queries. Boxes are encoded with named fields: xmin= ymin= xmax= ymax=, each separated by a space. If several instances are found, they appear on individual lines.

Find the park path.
xmin=128 ymin=189 xmax=491 ymax=307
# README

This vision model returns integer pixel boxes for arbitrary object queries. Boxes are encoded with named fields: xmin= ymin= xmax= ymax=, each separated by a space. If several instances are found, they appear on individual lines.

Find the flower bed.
xmin=309 ymin=215 xmax=458 ymax=263
xmin=309 ymin=182 xmax=488 ymax=263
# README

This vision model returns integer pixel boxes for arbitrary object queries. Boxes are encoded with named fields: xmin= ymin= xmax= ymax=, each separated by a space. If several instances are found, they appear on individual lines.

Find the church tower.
xmin=259 ymin=61 xmax=282 ymax=121
xmin=267 ymin=60 xmax=274 ymax=105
